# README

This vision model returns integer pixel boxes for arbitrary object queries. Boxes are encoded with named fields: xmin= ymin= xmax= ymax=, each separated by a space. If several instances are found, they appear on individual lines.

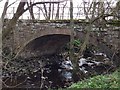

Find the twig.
xmin=7 ymin=0 xmax=19 ymax=8
xmin=2 ymin=78 xmax=27 ymax=88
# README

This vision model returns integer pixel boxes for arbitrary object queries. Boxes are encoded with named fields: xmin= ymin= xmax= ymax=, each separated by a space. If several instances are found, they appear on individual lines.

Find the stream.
xmin=2 ymin=48 xmax=116 ymax=89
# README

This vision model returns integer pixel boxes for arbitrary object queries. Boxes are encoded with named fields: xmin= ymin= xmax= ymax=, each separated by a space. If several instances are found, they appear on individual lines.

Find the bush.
xmin=59 ymin=70 xmax=119 ymax=90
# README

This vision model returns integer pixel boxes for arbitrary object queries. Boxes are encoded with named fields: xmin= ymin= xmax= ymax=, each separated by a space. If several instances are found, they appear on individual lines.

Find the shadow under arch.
xmin=18 ymin=34 xmax=70 ymax=58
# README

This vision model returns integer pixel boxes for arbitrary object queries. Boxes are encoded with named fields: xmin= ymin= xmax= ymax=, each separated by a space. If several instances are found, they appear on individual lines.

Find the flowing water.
xmin=2 ymin=50 xmax=115 ymax=89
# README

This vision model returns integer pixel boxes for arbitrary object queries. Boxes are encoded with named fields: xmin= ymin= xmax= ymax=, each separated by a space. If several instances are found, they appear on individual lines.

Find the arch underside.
xmin=18 ymin=34 xmax=70 ymax=58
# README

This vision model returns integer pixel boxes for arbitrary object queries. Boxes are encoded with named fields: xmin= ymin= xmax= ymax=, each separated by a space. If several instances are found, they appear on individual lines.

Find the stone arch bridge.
xmin=10 ymin=20 xmax=75 ymax=58
xmin=3 ymin=20 xmax=119 ymax=59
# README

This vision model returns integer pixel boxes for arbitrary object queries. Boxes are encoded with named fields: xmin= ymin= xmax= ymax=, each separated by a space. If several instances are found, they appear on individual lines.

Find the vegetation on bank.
xmin=58 ymin=70 xmax=119 ymax=90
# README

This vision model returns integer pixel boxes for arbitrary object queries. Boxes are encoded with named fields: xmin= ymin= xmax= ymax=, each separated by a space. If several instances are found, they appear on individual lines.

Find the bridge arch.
xmin=16 ymin=33 xmax=71 ymax=58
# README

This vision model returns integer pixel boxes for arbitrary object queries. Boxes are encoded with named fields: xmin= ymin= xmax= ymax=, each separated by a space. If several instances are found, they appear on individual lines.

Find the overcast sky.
xmin=0 ymin=0 xmax=117 ymax=19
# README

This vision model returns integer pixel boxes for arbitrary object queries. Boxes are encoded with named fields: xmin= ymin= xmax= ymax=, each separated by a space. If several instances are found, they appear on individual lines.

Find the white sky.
xmin=0 ymin=0 xmax=118 ymax=20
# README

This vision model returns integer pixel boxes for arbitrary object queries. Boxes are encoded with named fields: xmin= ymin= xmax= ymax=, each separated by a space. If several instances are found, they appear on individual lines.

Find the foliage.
xmin=73 ymin=39 xmax=81 ymax=47
xmin=59 ymin=70 xmax=119 ymax=90
xmin=62 ymin=39 xmax=81 ymax=52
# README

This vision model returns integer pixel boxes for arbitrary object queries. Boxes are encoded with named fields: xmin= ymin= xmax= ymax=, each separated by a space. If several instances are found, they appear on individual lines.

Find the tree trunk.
xmin=2 ymin=0 xmax=27 ymax=40
xmin=1 ymin=0 xmax=9 ymax=22
xmin=27 ymin=0 xmax=35 ymax=20
xmin=43 ymin=3 xmax=48 ymax=19
xmin=48 ymin=3 xmax=51 ymax=20
xmin=55 ymin=3 xmax=60 ymax=19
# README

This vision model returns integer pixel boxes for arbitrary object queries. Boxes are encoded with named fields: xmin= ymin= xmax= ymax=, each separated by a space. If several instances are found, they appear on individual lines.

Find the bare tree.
xmin=61 ymin=1 xmax=67 ymax=19
xmin=3 ymin=0 xmax=27 ymax=40
xmin=55 ymin=2 xmax=60 ymax=19
xmin=69 ymin=0 xmax=74 ymax=62
xmin=1 ymin=0 xmax=9 ymax=22
xmin=27 ymin=0 xmax=35 ymax=20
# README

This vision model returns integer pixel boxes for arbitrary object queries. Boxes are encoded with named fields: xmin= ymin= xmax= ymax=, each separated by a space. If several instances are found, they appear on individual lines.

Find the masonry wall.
xmin=3 ymin=20 xmax=119 ymax=59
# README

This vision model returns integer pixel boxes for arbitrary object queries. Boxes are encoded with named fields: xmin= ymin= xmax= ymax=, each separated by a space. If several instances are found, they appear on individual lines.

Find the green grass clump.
xmin=59 ymin=70 xmax=119 ymax=90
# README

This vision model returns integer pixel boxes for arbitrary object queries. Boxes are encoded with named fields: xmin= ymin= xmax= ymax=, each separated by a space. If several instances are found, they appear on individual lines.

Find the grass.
xmin=58 ymin=69 xmax=120 ymax=90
